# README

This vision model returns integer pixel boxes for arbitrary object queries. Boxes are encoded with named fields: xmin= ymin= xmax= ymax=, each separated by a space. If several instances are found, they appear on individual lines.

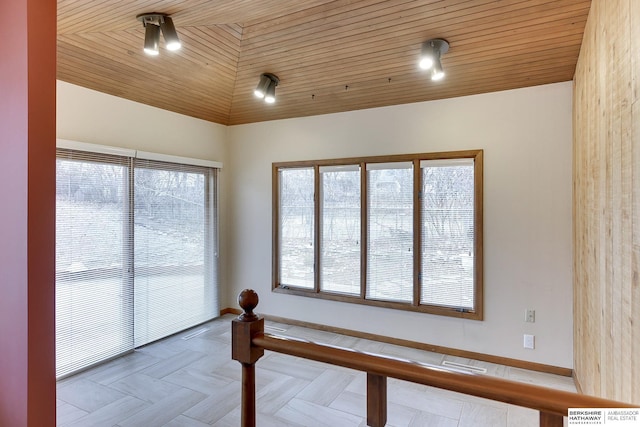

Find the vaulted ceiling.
xmin=57 ymin=0 xmax=592 ymax=125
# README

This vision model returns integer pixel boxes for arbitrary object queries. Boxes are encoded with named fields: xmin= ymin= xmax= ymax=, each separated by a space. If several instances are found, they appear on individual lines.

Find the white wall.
xmin=56 ymin=81 xmax=232 ymax=304
xmin=227 ymin=82 xmax=573 ymax=367
xmin=56 ymin=81 xmax=228 ymax=159
xmin=56 ymin=80 xmax=574 ymax=367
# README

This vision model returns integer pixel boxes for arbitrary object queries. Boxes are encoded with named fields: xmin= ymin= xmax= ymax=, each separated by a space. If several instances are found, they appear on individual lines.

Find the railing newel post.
xmin=231 ymin=289 xmax=265 ymax=427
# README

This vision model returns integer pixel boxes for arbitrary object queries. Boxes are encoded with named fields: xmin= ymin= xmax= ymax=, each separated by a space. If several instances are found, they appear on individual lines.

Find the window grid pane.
xmin=420 ymin=162 xmax=475 ymax=309
xmin=274 ymin=151 xmax=481 ymax=318
xmin=366 ymin=165 xmax=413 ymax=302
xmin=55 ymin=152 xmax=133 ymax=378
xmin=133 ymin=161 xmax=218 ymax=346
xmin=279 ymin=168 xmax=315 ymax=288
xmin=320 ymin=166 xmax=361 ymax=295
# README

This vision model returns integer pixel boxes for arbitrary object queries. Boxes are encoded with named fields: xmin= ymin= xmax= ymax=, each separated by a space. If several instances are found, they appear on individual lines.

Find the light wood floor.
xmin=56 ymin=315 xmax=575 ymax=426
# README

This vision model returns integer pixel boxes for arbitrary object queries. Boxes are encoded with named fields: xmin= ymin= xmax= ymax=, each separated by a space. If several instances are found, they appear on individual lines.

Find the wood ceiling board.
xmin=228 ymin=71 xmax=575 ymax=125
xmin=232 ymin=29 xmax=585 ymax=89
xmin=237 ymin=8 xmax=588 ymax=71
xmin=176 ymin=0 xmax=335 ymax=27
xmin=238 ymin=0 xmax=583 ymax=51
xmin=58 ymin=0 xmax=172 ymax=33
xmin=57 ymin=40 xmax=233 ymax=122
xmin=57 ymin=0 xmax=592 ymax=125
xmin=58 ymin=0 xmax=337 ymax=33
xmin=231 ymin=28 xmax=584 ymax=108
xmin=228 ymin=59 xmax=577 ymax=119
xmin=239 ymin=54 xmax=580 ymax=104
xmin=232 ymin=2 xmax=588 ymax=86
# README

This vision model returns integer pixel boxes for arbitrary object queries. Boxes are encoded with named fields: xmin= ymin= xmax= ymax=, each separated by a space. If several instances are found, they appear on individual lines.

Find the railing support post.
xmin=539 ymin=411 xmax=563 ymax=427
xmin=232 ymin=289 xmax=265 ymax=427
xmin=367 ymin=372 xmax=387 ymax=427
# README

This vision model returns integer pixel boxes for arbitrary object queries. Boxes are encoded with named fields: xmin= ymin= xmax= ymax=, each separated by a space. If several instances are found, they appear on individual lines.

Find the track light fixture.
xmin=143 ymin=22 xmax=161 ymax=56
xmin=419 ymin=38 xmax=449 ymax=81
xmin=254 ymin=73 xmax=279 ymax=104
xmin=137 ymin=13 xmax=181 ymax=56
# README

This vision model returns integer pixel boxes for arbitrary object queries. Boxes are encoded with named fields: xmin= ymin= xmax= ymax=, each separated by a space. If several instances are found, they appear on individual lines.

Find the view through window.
xmin=55 ymin=148 xmax=219 ymax=377
xmin=273 ymin=151 xmax=483 ymax=319
xmin=320 ymin=165 xmax=361 ymax=295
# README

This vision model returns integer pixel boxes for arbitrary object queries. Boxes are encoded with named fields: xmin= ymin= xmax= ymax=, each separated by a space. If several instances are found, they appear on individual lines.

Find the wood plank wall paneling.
xmin=632 ymin=0 xmax=640 ymax=408
xmin=573 ymin=0 xmax=640 ymax=403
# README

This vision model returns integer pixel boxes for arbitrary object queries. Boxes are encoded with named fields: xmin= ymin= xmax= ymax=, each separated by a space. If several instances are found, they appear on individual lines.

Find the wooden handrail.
xmin=231 ymin=290 xmax=636 ymax=427
xmin=252 ymin=332 xmax=632 ymax=415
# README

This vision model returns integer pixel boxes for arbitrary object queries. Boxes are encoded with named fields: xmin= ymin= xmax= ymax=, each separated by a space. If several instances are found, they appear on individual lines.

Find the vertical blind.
xmin=55 ymin=148 xmax=219 ymax=378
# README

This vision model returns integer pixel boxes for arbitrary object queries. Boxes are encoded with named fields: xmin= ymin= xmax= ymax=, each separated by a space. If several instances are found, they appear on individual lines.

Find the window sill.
xmin=273 ymin=285 xmax=483 ymax=320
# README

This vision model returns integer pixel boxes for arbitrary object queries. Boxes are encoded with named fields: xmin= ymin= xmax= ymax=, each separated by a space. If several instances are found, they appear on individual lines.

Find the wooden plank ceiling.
xmin=57 ymin=0 xmax=592 ymax=125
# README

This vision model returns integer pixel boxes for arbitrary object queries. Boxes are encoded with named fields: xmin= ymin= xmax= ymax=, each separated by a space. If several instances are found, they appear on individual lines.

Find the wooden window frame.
xmin=272 ymin=150 xmax=484 ymax=320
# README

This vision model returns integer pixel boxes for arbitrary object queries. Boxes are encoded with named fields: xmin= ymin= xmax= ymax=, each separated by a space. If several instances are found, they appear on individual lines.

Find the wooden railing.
xmin=231 ymin=290 xmax=635 ymax=427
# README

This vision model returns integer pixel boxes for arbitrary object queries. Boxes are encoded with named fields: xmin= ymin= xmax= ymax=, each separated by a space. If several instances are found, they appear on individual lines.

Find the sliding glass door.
xmin=56 ymin=150 xmax=133 ymax=377
xmin=133 ymin=159 xmax=218 ymax=346
xmin=55 ymin=149 xmax=219 ymax=378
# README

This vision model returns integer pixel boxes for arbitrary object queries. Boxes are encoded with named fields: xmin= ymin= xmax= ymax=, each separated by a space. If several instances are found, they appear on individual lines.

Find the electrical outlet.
xmin=523 ymin=334 xmax=535 ymax=349
xmin=525 ymin=309 xmax=535 ymax=323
